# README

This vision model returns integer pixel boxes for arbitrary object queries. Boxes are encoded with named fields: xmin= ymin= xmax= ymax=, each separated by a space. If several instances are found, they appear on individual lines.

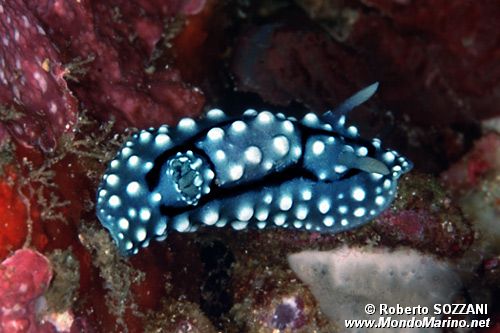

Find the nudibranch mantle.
xmin=96 ymin=83 xmax=412 ymax=255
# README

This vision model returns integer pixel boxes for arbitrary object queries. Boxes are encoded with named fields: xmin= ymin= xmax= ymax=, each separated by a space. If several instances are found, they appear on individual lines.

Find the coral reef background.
xmin=0 ymin=0 xmax=498 ymax=332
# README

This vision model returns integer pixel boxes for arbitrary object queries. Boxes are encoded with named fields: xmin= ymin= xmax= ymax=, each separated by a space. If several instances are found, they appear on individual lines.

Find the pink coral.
xmin=25 ymin=0 xmax=205 ymax=131
xmin=0 ymin=0 xmax=78 ymax=152
xmin=0 ymin=0 xmax=206 ymax=152
xmin=0 ymin=249 xmax=53 ymax=332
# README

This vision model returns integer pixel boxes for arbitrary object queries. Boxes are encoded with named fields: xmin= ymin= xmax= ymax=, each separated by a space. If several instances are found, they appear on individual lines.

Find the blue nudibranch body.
xmin=96 ymin=83 xmax=412 ymax=255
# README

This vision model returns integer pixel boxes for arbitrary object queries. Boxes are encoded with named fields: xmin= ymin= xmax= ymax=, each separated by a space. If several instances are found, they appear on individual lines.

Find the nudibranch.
xmin=96 ymin=83 xmax=412 ymax=255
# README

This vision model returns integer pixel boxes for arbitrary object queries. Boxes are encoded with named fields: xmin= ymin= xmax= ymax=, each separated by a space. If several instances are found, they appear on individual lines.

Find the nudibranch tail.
xmin=96 ymin=84 xmax=412 ymax=256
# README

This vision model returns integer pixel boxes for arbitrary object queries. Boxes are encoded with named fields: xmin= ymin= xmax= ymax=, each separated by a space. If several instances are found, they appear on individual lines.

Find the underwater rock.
xmin=298 ymin=0 xmax=500 ymax=124
xmin=372 ymin=174 xmax=473 ymax=256
xmin=230 ymin=259 xmax=335 ymax=333
xmin=441 ymin=133 xmax=500 ymax=256
xmin=232 ymin=22 xmax=372 ymax=111
xmin=145 ymin=300 xmax=217 ymax=333
xmin=288 ymin=246 xmax=462 ymax=331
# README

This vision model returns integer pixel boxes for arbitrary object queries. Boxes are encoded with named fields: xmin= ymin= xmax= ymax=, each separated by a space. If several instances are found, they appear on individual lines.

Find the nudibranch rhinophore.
xmin=96 ymin=83 xmax=412 ymax=255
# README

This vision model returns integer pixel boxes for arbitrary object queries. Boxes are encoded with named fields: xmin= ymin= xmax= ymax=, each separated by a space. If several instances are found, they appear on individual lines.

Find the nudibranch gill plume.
xmin=96 ymin=83 xmax=413 ymax=255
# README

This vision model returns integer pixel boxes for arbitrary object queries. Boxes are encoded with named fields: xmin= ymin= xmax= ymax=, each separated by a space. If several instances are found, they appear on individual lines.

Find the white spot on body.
xmin=318 ymin=199 xmax=330 ymax=214
xmin=106 ymin=174 xmax=120 ymax=187
xmin=139 ymin=208 xmax=151 ymax=221
xmin=237 ymin=206 xmax=254 ymax=221
xmin=174 ymin=217 xmax=190 ymax=232
xmin=126 ymin=181 xmax=140 ymax=195
xmin=243 ymin=109 xmax=257 ymax=116
xmin=232 ymin=221 xmax=248 ymax=230
xmin=353 ymin=207 xmax=366 ymax=217
xmin=108 ymin=195 xmax=121 ymax=208
xmin=279 ymin=195 xmax=293 ymax=211
xmin=128 ymin=155 xmax=140 ymax=167
xmin=155 ymin=134 xmax=171 ymax=146
xmin=301 ymin=189 xmax=312 ymax=201
xmin=375 ymin=196 xmax=386 ymax=206
xmin=357 ymin=147 xmax=368 ymax=156
xmin=256 ymin=208 xmax=269 ymax=221
xmin=178 ymin=118 xmax=196 ymax=130
xmin=125 ymin=241 xmax=133 ymax=250
xmin=383 ymin=152 xmax=395 ymax=163
xmin=231 ymin=120 xmax=247 ymax=133
xmin=244 ymin=146 xmax=262 ymax=164
xmin=283 ymin=120 xmax=294 ymax=132
xmin=352 ymin=187 xmax=366 ymax=201
xmin=202 ymin=210 xmax=219 ymax=225
xmin=341 ymin=219 xmax=348 ymax=226
xmin=295 ymin=205 xmax=308 ymax=220
xmin=155 ymin=221 xmax=167 ymax=236
xmin=257 ymin=111 xmax=273 ymax=124
xmin=274 ymin=214 xmax=286 ymax=226
xmin=139 ymin=131 xmax=152 ymax=143
xmin=347 ymin=126 xmax=358 ymax=136
xmin=136 ymin=228 xmax=147 ymax=242
xmin=263 ymin=160 xmax=273 ymax=170
xmin=215 ymin=150 xmax=226 ymax=160
xmin=207 ymin=127 xmax=224 ymax=141
xmin=118 ymin=218 xmax=129 ymax=230
xmin=143 ymin=162 xmax=154 ymax=171
xmin=323 ymin=216 xmax=334 ymax=227
xmin=338 ymin=206 xmax=348 ymax=214
xmin=273 ymin=136 xmax=290 ymax=157
xmin=338 ymin=115 xmax=346 ymax=126
xmin=383 ymin=179 xmax=392 ymax=189
xmin=312 ymin=140 xmax=325 ymax=155
xmin=229 ymin=164 xmax=244 ymax=181
xmin=152 ymin=193 xmax=162 ymax=202
xmin=207 ymin=109 xmax=225 ymax=119
xmin=334 ymin=165 xmax=347 ymax=173
xmin=303 ymin=113 xmax=318 ymax=124
xmin=215 ymin=219 xmax=227 ymax=228
xmin=263 ymin=194 xmax=273 ymax=204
